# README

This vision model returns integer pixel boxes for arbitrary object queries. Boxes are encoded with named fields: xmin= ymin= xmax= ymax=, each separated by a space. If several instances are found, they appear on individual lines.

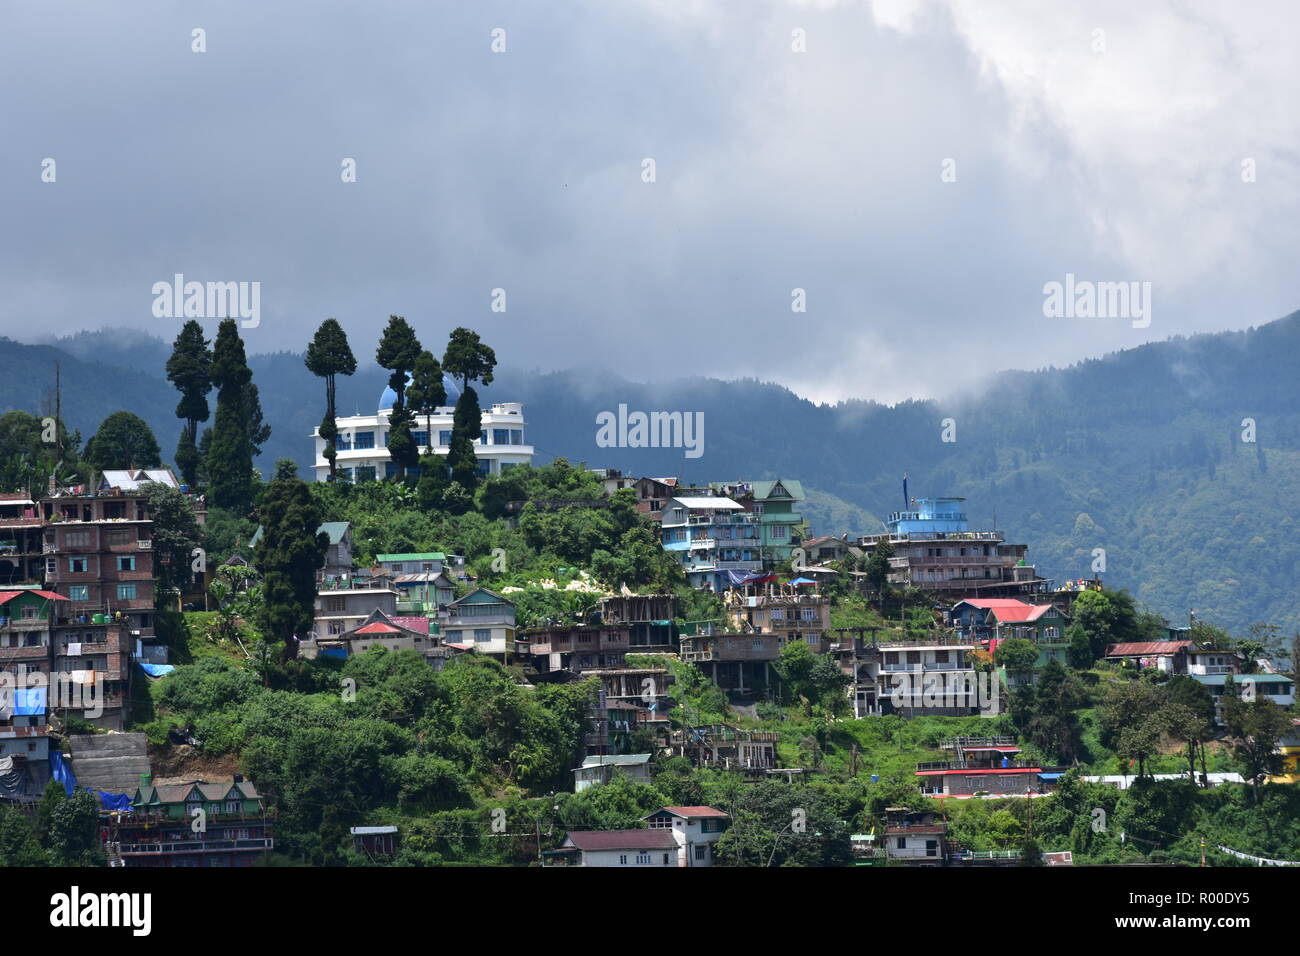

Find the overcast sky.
xmin=3 ymin=0 xmax=1297 ymax=404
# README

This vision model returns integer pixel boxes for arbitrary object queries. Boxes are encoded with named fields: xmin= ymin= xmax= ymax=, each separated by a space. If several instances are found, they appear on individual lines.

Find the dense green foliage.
xmin=84 ymin=410 xmax=162 ymax=471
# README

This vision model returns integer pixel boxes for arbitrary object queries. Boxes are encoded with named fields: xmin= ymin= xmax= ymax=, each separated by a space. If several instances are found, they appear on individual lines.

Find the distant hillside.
xmin=7 ymin=310 xmax=1300 ymax=636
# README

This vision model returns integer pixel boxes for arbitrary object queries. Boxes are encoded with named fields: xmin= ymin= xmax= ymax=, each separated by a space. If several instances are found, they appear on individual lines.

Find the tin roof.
xmin=563 ymin=829 xmax=679 ymax=851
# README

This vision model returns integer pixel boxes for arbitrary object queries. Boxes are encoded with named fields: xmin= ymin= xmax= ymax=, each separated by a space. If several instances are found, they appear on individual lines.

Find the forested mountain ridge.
xmin=6 ymin=309 xmax=1300 ymax=635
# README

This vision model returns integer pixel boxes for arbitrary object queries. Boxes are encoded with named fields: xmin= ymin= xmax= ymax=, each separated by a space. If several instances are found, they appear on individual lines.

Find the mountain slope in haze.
xmin=7 ymin=311 xmax=1300 ymax=637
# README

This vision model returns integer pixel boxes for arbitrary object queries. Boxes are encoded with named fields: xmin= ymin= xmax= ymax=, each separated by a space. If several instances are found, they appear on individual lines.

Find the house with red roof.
xmin=949 ymin=598 xmax=1071 ymax=682
xmin=915 ymin=736 xmax=1065 ymax=799
xmin=546 ymin=827 xmax=680 ymax=867
xmin=301 ymin=608 xmax=464 ymax=670
xmin=546 ymin=805 xmax=731 ymax=867
xmin=643 ymin=805 xmax=731 ymax=867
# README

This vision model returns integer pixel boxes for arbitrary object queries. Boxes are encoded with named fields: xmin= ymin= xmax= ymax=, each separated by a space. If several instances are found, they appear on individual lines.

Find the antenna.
xmin=54 ymin=360 xmax=63 ymax=467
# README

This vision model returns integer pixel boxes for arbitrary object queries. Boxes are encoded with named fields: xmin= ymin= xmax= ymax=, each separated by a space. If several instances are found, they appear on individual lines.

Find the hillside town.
xmin=3 ymin=320 xmax=1297 ymax=870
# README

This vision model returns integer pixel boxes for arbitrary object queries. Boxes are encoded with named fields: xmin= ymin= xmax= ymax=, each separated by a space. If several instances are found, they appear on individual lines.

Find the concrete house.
xmin=642 ymin=806 xmax=731 ymax=867
xmin=443 ymin=587 xmax=516 ymax=660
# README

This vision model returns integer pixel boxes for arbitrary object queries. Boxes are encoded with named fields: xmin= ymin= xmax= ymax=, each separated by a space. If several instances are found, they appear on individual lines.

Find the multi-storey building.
xmin=598 ymin=594 xmax=677 ymax=654
xmin=310 ymin=571 xmax=399 ymax=642
xmin=0 ymin=687 xmax=51 ymax=801
xmin=40 ymin=476 xmax=180 ymax=729
xmin=857 ymin=496 xmax=1047 ymax=599
xmin=311 ymin=381 xmax=533 ymax=482
xmin=834 ymin=631 xmax=883 ymax=717
xmin=523 ymin=624 xmax=629 ymax=675
xmin=679 ymin=631 xmax=780 ymax=696
xmin=915 ymin=737 xmax=1063 ymax=799
xmin=106 ymin=778 xmax=273 ymax=867
xmin=660 ymin=496 xmax=761 ymax=591
xmin=443 ymin=587 xmax=517 ymax=661
xmin=949 ymin=598 xmax=1071 ymax=685
xmin=0 ymin=493 xmax=46 ymax=587
xmin=725 ymin=587 xmax=831 ymax=652
xmin=712 ymin=479 xmax=805 ymax=565
xmin=0 ymin=589 xmax=62 ymax=692
xmin=877 ymin=639 xmax=987 ymax=717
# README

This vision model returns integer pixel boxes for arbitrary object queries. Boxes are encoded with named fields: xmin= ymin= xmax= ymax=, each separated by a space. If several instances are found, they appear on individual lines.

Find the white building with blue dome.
xmin=311 ymin=375 xmax=534 ymax=482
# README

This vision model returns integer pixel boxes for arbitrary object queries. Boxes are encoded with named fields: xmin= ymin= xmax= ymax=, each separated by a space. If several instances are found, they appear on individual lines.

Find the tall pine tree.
xmin=442 ymin=328 xmax=497 ymax=493
xmin=305 ymin=318 xmax=358 ymax=481
xmin=254 ymin=463 xmax=327 ymax=660
xmin=208 ymin=319 xmax=256 ymax=512
xmin=376 ymin=316 xmax=421 ymax=480
xmin=164 ymin=320 xmax=212 ymax=488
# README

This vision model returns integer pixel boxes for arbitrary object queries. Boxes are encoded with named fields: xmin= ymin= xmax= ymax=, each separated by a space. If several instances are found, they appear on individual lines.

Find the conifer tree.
xmin=376 ymin=316 xmax=421 ymax=479
xmin=165 ymin=320 xmax=212 ymax=487
xmin=305 ymin=318 xmax=358 ymax=481
xmin=254 ymin=462 xmax=327 ymax=660
xmin=442 ymin=328 xmax=496 ymax=494
xmin=208 ymin=319 xmax=256 ymax=512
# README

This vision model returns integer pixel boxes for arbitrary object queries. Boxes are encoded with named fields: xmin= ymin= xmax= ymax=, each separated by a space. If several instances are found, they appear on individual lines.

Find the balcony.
xmin=118 ymin=838 xmax=274 ymax=854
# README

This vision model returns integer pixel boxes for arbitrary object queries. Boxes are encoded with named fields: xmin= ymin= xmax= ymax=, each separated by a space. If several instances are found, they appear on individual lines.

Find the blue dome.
xmin=379 ymin=372 xmax=461 ymax=411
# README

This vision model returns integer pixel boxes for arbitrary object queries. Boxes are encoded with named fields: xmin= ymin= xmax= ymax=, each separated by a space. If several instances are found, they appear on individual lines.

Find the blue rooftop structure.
xmin=887 ymin=496 xmax=969 ymax=534
xmin=378 ymin=372 xmax=461 ymax=411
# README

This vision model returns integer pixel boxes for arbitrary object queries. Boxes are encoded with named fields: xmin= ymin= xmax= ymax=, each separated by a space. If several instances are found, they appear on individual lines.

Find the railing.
xmin=118 ymin=838 xmax=273 ymax=854
xmin=942 ymin=736 xmax=1016 ymax=749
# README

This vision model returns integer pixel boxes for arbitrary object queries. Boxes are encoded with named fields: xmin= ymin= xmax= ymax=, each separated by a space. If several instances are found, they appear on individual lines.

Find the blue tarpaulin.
xmin=50 ymin=750 xmax=76 ymax=796
xmin=97 ymin=790 xmax=133 ymax=812
xmin=14 ymin=687 xmax=47 ymax=716
xmin=138 ymin=662 xmax=175 ymax=678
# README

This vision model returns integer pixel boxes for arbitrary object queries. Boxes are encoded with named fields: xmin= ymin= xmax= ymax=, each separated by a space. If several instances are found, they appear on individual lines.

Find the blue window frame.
xmin=354 ymin=432 xmax=375 ymax=450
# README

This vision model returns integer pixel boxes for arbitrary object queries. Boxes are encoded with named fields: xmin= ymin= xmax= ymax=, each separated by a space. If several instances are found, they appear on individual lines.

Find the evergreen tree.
xmin=407 ymin=350 xmax=446 ymax=451
xmin=376 ymin=316 xmax=421 ymax=479
xmin=254 ymin=466 xmax=327 ymax=660
xmin=442 ymin=328 xmax=496 ymax=494
xmin=140 ymin=481 xmax=203 ymax=602
xmin=165 ymin=320 xmax=212 ymax=487
xmin=208 ymin=319 xmax=256 ymax=512
xmin=305 ymin=318 xmax=357 ymax=481
xmin=442 ymin=326 xmax=497 ymax=393
xmin=84 ymin=411 xmax=162 ymax=471
xmin=447 ymin=384 xmax=482 ymax=490
xmin=245 ymin=381 xmax=271 ymax=458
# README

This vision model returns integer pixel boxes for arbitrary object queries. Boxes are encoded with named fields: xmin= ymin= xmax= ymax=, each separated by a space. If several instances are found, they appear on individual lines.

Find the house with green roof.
xmin=108 ymin=778 xmax=272 ymax=867
xmin=712 ymin=479 xmax=806 ymax=565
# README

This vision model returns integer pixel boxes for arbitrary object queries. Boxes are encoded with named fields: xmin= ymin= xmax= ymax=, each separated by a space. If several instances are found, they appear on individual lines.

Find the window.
xmin=897 ymin=837 xmax=906 ymax=849
xmin=68 ymin=557 xmax=88 ymax=573
xmin=493 ymin=429 xmax=510 ymax=445
xmin=805 ymin=633 xmax=819 ymax=646
xmin=438 ymin=430 xmax=452 ymax=446
xmin=63 ymin=530 xmax=92 ymax=547
xmin=327 ymin=597 xmax=346 ymax=613
xmin=474 ymin=629 xmax=491 ymax=643
xmin=355 ymin=466 xmax=376 ymax=482
xmin=68 ymin=585 xmax=89 ymax=602
xmin=117 ymin=583 xmax=137 ymax=600
xmin=412 ymin=430 xmax=428 ymax=447
xmin=20 ymin=605 xmax=37 ymax=620
xmin=118 ymin=556 xmax=135 ymax=572
xmin=353 ymin=431 xmax=375 ymax=449
xmin=771 ymin=525 xmax=788 ymax=540
xmin=694 ymin=845 xmax=707 ymax=861
xmin=619 ymin=855 xmax=628 ymax=865
xmin=445 ymin=630 xmax=462 ymax=642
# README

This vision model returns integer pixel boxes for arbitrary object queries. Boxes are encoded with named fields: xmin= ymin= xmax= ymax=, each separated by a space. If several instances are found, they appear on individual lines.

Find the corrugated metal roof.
xmin=1106 ymin=641 xmax=1192 ymax=656
xmin=564 ymin=829 xmax=678 ymax=851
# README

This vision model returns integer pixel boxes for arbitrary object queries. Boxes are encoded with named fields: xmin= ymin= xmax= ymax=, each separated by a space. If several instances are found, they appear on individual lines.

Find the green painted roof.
xmin=250 ymin=522 xmax=348 ymax=548
xmin=377 ymin=552 xmax=446 ymax=562
xmin=752 ymin=479 xmax=804 ymax=501
xmin=1194 ymin=673 xmax=1292 ymax=686
xmin=319 ymin=522 xmax=351 ymax=544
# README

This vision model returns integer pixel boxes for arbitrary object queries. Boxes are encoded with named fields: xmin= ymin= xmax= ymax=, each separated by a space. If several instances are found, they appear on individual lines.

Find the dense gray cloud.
xmin=3 ymin=0 xmax=1296 ymax=403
